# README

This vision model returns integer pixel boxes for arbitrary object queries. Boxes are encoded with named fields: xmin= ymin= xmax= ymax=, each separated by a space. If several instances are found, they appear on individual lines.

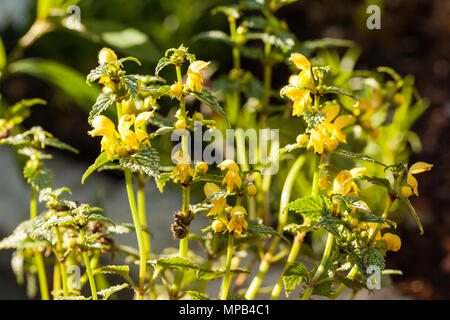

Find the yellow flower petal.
xmin=289 ymin=53 xmax=310 ymax=71
xmin=409 ymin=162 xmax=433 ymax=174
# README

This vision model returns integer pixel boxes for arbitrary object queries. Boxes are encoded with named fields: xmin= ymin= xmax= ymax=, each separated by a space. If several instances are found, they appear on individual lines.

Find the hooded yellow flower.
xmin=98 ymin=48 xmax=118 ymax=65
xmin=322 ymin=104 xmax=353 ymax=144
xmin=218 ymin=159 xmax=242 ymax=193
xmin=283 ymin=86 xmax=312 ymax=117
xmin=186 ymin=60 xmax=210 ymax=92
xmin=226 ymin=206 xmax=248 ymax=238
xmin=118 ymin=114 xmax=140 ymax=151
xmin=134 ymin=111 xmax=152 ymax=146
xmin=88 ymin=115 xmax=120 ymax=158
xmin=171 ymin=150 xmax=193 ymax=184
xmin=204 ymin=182 xmax=227 ymax=216
xmin=332 ymin=167 xmax=366 ymax=196
xmin=402 ymin=162 xmax=433 ymax=197
xmin=289 ymin=53 xmax=313 ymax=89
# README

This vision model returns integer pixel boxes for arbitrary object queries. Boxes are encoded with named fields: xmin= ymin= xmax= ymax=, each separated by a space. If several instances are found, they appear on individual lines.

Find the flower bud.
xmin=296 ymin=134 xmax=308 ymax=146
xmin=401 ymin=186 xmax=412 ymax=198
xmin=212 ymin=220 xmax=224 ymax=232
xmin=246 ymin=184 xmax=257 ymax=196
xmin=175 ymin=119 xmax=186 ymax=130
xmin=382 ymin=233 xmax=401 ymax=252
xmin=98 ymin=48 xmax=117 ymax=65
xmin=195 ymin=162 xmax=208 ymax=174
xmin=170 ymin=83 xmax=183 ymax=98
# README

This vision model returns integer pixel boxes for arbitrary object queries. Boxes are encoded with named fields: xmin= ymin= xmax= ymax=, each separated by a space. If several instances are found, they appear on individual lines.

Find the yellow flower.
xmin=171 ymin=150 xmax=193 ymax=184
xmin=88 ymin=115 xmax=119 ymax=158
xmin=283 ymin=86 xmax=312 ymax=117
xmin=226 ymin=206 xmax=248 ymax=238
xmin=186 ymin=60 xmax=210 ymax=92
xmin=204 ymin=182 xmax=227 ymax=216
xmin=332 ymin=168 xmax=366 ymax=196
xmin=218 ymin=159 xmax=242 ymax=193
xmin=322 ymin=104 xmax=353 ymax=144
xmin=98 ymin=48 xmax=117 ymax=65
xmin=296 ymin=133 xmax=309 ymax=146
xmin=118 ymin=114 xmax=140 ymax=151
xmin=135 ymin=111 xmax=152 ymax=146
xmin=403 ymin=162 xmax=433 ymax=197
xmin=289 ymin=53 xmax=313 ymax=88
xmin=175 ymin=119 xmax=187 ymax=130
xmin=382 ymin=233 xmax=401 ymax=252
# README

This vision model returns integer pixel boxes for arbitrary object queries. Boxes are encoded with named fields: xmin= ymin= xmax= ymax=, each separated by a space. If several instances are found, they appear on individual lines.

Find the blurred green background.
xmin=0 ymin=0 xmax=448 ymax=299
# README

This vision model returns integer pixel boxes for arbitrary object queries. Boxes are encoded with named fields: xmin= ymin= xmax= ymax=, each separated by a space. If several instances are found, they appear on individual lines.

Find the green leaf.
xmin=155 ymin=172 xmax=172 ymax=193
xmin=155 ymin=256 xmax=199 ymax=270
xmin=321 ymin=86 xmax=357 ymax=100
xmin=312 ymin=280 xmax=333 ymax=298
xmin=185 ymin=291 xmax=210 ymax=300
xmin=82 ymin=152 xmax=113 ymax=184
xmin=333 ymin=149 xmax=386 ymax=167
xmin=285 ymin=196 xmax=328 ymax=222
xmin=86 ymin=65 xmax=108 ymax=84
xmin=87 ymin=213 xmax=115 ymax=226
xmin=93 ymin=265 xmax=130 ymax=278
xmin=405 ymin=199 xmax=424 ymax=235
xmin=44 ymin=137 xmax=79 ymax=153
xmin=88 ymin=93 xmax=115 ymax=122
xmin=119 ymin=146 xmax=160 ymax=178
xmin=364 ymin=247 xmax=385 ymax=271
xmin=8 ymin=59 xmax=99 ymax=110
xmin=247 ymin=220 xmax=288 ymax=242
xmin=97 ymin=283 xmax=129 ymax=300
xmin=303 ymin=110 xmax=325 ymax=130
xmin=123 ymin=75 xmax=138 ymax=98
xmin=190 ymin=89 xmax=229 ymax=124
xmin=348 ymin=175 xmax=391 ymax=191
xmin=23 ymin=163 xmax=53 ymax=190
xmin=358 ymin=215 xmax=397 ymax=229
xmin=282 ymin=262 xmax=309 ymax=296
xmin=212 ymin=5 xmax=240 ymax=18
xmin=155 ymin=57 xmax=173 ymax=77
xmin=196 ymin=268 xmax=249 ymax=280
xmin=192 ymin=173 xmax=224 ymax=184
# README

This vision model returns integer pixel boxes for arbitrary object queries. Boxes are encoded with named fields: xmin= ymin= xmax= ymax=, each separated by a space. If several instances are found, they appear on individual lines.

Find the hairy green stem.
xmin=80 ymin=228 xmax=97 ymax=300
xmin=54 ymin=226 xmax=69 ymax=297
xmin=220 ymin=235 xmax=234 ymax=300
xmin=30 ymin=186 xmax=50 ymax=300
xmin=124 ymin=169 xmax=147 ymax=300
xmin=137 ymin=177 xmax=151 ymax=258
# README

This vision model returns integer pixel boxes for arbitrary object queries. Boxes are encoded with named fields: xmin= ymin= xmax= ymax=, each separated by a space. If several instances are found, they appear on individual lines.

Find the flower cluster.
xmin=89 ymin=112 xmax=151 ymax=158
xmin=218 ymin=159 xmax=243 ymax=193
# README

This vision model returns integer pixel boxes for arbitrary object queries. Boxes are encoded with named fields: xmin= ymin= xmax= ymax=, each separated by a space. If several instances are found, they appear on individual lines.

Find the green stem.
xmin=80 ymin=228 xmax=97 ymax=300
xmin=124 ymin=169 xmax=147 ymax=300
xmin=220 ymin=235 xmax=234 ymax=300
xmin=138 ymin=177 xmax=151 ymax=258
xmin=301 ymin=233 xmax=334 ymax=300
xmin=54 ymin=226 xmax=69 ymax=297
xmin=30 ymin=186 xmax=50 ymax=300
xmin=52 ymin=264 xmax=61 ymax=299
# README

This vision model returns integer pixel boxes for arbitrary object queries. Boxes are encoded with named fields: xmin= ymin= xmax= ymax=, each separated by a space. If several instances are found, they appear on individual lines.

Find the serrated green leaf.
xmin=93 ymin=265 xmax=130 ymax=278
xmin=364 ymin=247 xmax=385 ymax=271
xmin=285 ymin=196 xmax=328 ymax=222
xmin=155 ymin=256 xmax=199 ymax=270
xmin=348 ymin=175 xmax=391 ymax=191
xmin=86 ymin=65 xmax=108 ymax=83
xmin=87 ymin=213 xmax=115 ymax=226
xmin=23 ymin=163 xmax=53 ymax=190
xmin=123 ymin=75 xmax=138 ymax=97
xmin=247 ymin=220 xmax=288 ymax=242
xmin=155 ymin=57 xmax=173 ymax=77
xmin=88 ymin=93 xmax=115 ymax=122
xmin=155 ymin=172 xmax=172 ymax=193
xmin=358 ymin=215 xmax=397 ymax=228
xmin=282 ymin=262 xmax=309 ymax=296
xmin=185 ymin=291 xmax=210 ymax=300
xmin=97 ymin=283 xmax=129 ymax=300
xmin=82 ymin=152 xmax=114 ymax=184
xmin=303 ymin=110 xmax=325 ymax=130
xmin=119 ymin=146 xmax=160 ymax=178
xmin=190 ymin=89 xmax=229 ymax=124
xmin=312 ymin=280 xmax=333 ymax=298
